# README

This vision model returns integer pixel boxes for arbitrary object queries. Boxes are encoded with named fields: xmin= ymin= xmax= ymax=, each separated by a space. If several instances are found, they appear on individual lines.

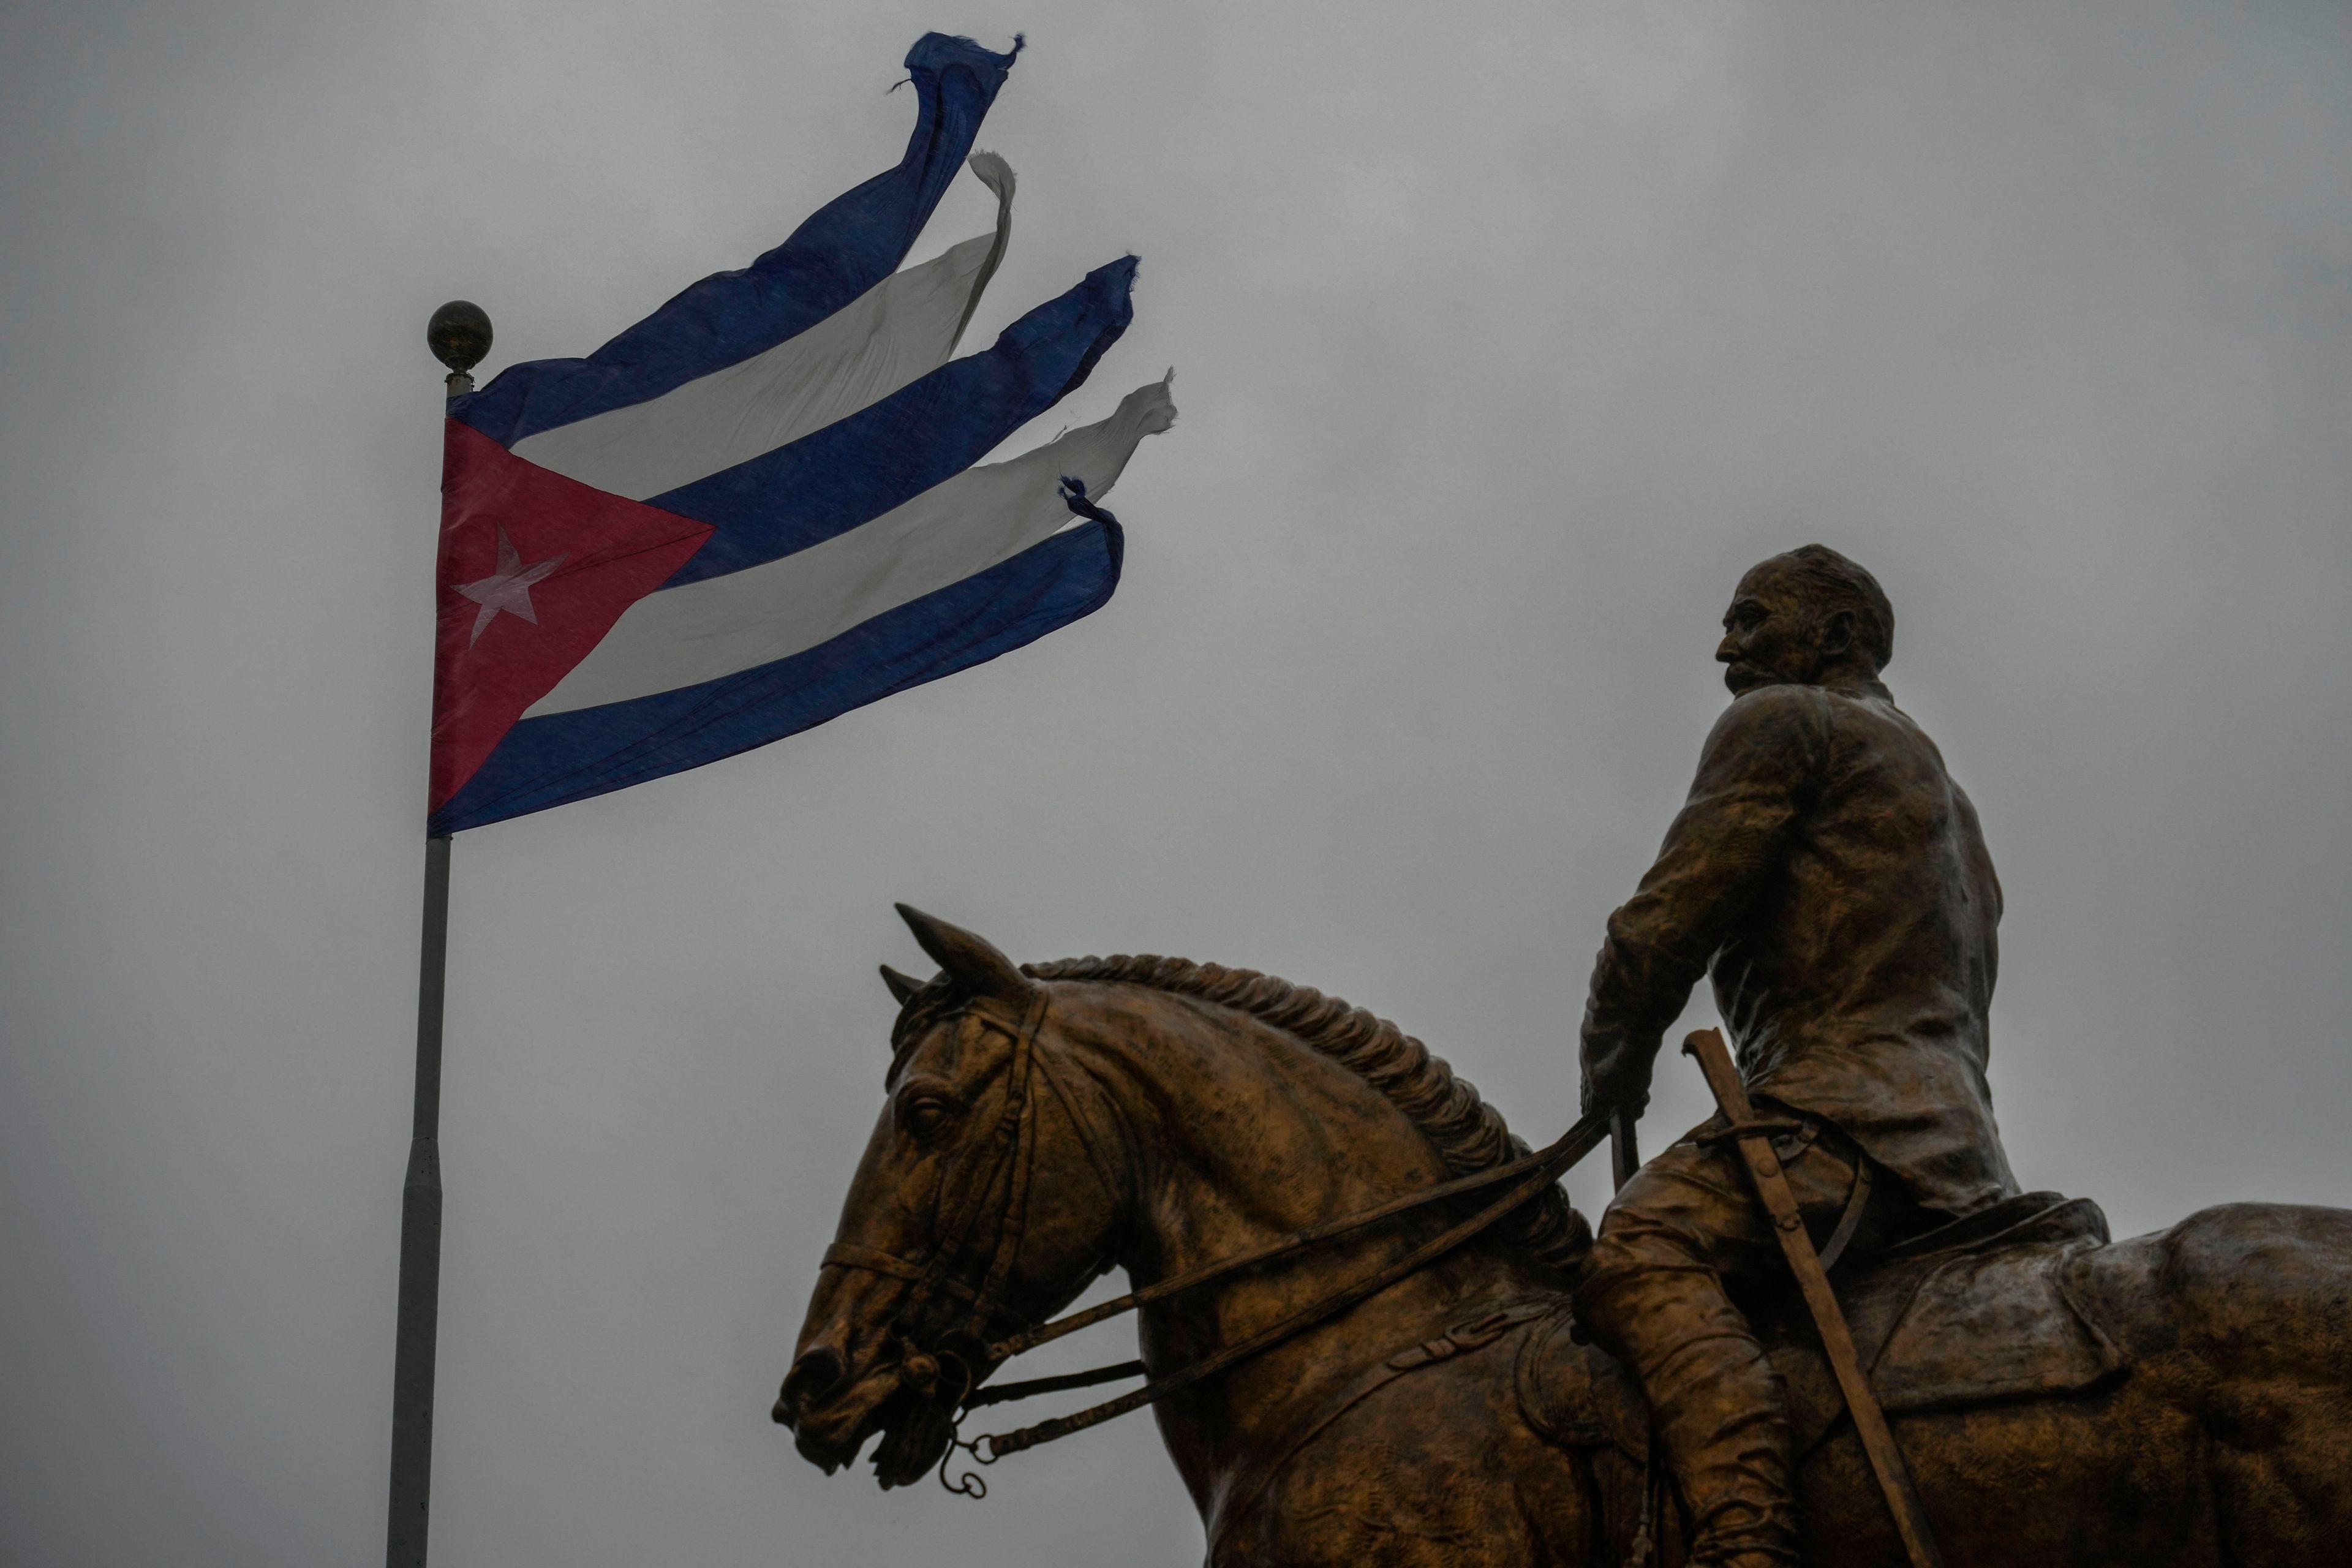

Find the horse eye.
xmin=899 ymin=1095 xmax=956 ymax=1140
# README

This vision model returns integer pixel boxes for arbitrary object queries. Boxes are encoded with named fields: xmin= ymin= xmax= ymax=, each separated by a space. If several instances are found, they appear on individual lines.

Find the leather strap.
xmin=964 ymin=1020 xmax=1041 ymax=1340
xmin=831 ymin=992 xmax=1050 ymax=1348
xmin=963 ymin=1358 xmax=1146 ymax=1411
xmin=1695 ymin=1112 xmax=1872 ymax=1270
xmin=823 ymin=1242 xmax=929 ymax=1286
xmin=970 ymin=1114 xmax=1609 ymax=1458
xmin=1694 ymin=1118 xmax=1809 ymax=1147
xmin=989 ymin=1117 xmax=1600 ymax=1363
xmin=1817 ymin=1156 xmax=1875 ymax=1273
xmin=874 ymin=1004 xmax=1608 ymax=1481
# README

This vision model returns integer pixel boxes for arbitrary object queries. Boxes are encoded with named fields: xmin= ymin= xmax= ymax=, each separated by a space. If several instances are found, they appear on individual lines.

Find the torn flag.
xmin=427 ymin=32 xmax=1175 ymax=834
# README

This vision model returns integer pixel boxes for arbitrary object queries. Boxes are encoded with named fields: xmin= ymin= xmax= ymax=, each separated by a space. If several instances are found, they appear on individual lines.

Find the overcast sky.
xmin=4 ymin=2 xmax=2349 ymax=1564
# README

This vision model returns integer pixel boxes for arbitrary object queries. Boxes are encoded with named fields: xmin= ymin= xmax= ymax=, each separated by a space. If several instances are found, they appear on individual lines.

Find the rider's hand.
xmin=1579 ymin=1029 xmax=1654 ymax=1119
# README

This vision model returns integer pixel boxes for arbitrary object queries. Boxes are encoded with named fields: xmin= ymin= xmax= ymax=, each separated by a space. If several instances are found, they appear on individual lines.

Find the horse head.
xmin=774 ymin=907 xmax=1135 ymax=1488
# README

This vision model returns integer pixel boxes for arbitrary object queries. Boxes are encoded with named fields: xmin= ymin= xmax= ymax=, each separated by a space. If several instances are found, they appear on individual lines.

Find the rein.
xmin=820 ymin=991 xmax=1608 ymax=1488
xmin=967 ymin=1109 xmax=1608 ymax=1463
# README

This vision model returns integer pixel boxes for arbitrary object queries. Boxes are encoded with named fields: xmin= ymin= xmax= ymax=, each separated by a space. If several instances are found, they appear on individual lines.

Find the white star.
xmin=456 ymin=527 xmax=566 ymax=646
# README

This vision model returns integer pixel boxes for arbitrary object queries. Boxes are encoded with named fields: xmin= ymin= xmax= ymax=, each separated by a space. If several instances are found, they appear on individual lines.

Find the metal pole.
xmin=387 ymin=834 xmax=452 ymax=1567
xmin=389 ymin=301 xmax=492 ymax=1568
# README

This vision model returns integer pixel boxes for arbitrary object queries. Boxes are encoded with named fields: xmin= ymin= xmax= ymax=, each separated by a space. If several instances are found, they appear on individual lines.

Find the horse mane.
xmin=1021 ymin=954 xmax=1589 ymax=1273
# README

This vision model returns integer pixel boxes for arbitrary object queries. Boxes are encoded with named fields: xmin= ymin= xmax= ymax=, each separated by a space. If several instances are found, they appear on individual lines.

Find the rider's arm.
xmin=1579 ymin=685 xmax=1828 ymax=1114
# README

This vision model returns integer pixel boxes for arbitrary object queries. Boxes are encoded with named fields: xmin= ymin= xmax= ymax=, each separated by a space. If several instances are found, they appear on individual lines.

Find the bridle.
xmin=818 ymin=989 xmax=1610 ymax=1496
xmin=820 ymin=989 xmax=1055 ymax=1411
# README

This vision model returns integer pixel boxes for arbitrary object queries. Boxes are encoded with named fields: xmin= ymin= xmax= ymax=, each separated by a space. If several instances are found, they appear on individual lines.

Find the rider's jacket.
xmin=1581 ymin=676 xmax=2020 ymax=1216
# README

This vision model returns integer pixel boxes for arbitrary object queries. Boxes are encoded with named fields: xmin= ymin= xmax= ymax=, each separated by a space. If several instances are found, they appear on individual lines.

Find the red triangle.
xmin=430 ymin=421 xmax=714 ymax=812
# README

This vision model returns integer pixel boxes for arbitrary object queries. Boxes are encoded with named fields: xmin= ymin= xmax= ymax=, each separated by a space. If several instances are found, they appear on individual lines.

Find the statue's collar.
xmin=1822 ymin=674 xmax=1895 ymax=703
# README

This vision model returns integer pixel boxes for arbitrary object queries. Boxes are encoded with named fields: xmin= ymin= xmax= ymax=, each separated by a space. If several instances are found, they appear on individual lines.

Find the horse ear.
xmin=878 ymin=965 xmax=927 ymax=1007
xmin=895 ymin=904 xmax=1035 ymax=1004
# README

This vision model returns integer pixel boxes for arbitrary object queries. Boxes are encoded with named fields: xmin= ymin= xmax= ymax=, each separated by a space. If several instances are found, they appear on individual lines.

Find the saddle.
xmin=1516 ymin=1191 xmax=2124 ymax=1551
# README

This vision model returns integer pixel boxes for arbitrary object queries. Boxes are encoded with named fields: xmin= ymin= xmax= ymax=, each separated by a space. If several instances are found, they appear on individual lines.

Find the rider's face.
xmin=1716 ymin=567 xmax=1828 ymax=696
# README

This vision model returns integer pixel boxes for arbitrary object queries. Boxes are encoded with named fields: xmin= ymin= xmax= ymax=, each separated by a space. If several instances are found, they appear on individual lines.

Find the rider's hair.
xmin=1768 ymin=544 xmax=1895 ymax=673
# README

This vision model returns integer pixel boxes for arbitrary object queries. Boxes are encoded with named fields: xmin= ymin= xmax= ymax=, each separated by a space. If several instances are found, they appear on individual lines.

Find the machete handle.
xmin=1682 ymin=1027 xmax=1757 ymax=1123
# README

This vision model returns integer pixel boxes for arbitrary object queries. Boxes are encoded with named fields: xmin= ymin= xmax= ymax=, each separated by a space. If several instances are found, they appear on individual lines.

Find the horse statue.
xmin=775 ymin=908 xmax=2352 ymax=1566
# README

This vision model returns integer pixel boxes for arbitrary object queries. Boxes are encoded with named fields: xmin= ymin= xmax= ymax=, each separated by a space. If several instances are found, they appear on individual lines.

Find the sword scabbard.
xmin=1681 ymin=1028 xmax=1947 ymax=1568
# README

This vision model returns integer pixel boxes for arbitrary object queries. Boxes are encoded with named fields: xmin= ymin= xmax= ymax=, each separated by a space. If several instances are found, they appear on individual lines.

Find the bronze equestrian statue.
xmin=775 ymin=552 xmax=2352 ymax=1566
xmin=1574 ymin=545 xmax=2012 ymax=1567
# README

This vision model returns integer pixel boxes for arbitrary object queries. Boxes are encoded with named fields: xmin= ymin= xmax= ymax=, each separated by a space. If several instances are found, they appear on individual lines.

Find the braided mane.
xmin=1020 ymin=954 xmax=1589 ymax=1272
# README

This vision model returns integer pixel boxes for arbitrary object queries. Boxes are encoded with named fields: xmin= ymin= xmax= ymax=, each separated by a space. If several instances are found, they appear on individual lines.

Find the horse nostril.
xmin=777 ymin=1347 xmax=845 ymax=1423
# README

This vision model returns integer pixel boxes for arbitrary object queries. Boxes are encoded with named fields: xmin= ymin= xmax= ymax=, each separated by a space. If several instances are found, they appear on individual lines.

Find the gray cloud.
xmin=3 ymin=1 xmax=2348 ymax=1563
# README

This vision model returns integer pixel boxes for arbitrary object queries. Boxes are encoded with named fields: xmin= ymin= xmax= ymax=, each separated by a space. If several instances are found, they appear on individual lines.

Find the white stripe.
xmin=524 ymin=378 xmax=1177 ymax=718
xmin=510 ymin=153 xmax=1017 ymax=502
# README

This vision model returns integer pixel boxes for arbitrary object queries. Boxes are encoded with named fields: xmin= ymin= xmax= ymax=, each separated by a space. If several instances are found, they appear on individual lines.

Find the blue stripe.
xmin=451 ymin=32 xmax=1020 ymax=449
xmin=651 ymin=257 xmax=1134 ymax=586
xmin=431 ymin=519 xmax=1122 ymax=834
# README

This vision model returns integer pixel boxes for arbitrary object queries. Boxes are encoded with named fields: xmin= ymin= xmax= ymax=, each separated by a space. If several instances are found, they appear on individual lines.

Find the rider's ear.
xmin=1820 ymin=607 xmax=1856 ymax=659
xmin=879 ymin=965 xmax=927 ymax=1007
xmin=895 ymin=904 xmax=1036 ymax=1005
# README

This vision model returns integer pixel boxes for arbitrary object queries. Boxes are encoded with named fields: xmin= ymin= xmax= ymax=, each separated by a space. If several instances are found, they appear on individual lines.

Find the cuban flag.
xmin=427 ymin=33 xmax=1175 ymax=835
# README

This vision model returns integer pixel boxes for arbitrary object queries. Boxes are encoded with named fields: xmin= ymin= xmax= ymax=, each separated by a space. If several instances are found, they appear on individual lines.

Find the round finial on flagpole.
xmin=427 ymin=300 xmax=492 ymax=394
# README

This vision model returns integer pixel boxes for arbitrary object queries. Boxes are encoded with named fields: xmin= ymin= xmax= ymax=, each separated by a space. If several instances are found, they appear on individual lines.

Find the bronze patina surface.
xmin=1579 ymin=548 xmax=2013 ymax=1213
xmin=774 ymin=549 xmax=2352 ymax=1564
xmin=777 ymin=909 xmax=2352 ymax=1566
xmin=1576 ymin=546 xmax=2022 ymax=1565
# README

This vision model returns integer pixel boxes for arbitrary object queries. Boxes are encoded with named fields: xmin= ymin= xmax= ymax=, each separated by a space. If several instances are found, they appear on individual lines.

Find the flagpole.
xmin=388 ymin=303 xmax=491 ymax=1568
xmin=388 ymin=832 xmax=450 ymax=1568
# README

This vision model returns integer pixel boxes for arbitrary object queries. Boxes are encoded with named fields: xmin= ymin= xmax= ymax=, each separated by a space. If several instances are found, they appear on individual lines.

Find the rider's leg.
xmin=1572 ymin=1116 xmax=1866 ymax=1567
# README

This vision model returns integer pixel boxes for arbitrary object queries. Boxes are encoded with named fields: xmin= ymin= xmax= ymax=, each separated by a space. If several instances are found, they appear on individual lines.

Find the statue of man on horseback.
xmin=781 ymin=540 xmax=2352 ymax=1568
xmin=1575 ymin=545 xmax=2021 ymax=1567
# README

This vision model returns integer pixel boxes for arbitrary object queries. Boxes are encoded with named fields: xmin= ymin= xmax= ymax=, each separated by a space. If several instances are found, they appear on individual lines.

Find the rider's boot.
xmin=1574 ymin=1264 xmax=1800 ymax=1566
